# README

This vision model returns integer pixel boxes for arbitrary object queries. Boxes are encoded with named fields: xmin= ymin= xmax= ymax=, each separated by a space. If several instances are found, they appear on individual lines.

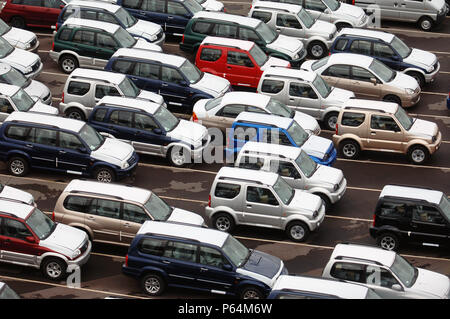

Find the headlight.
xmin=427 ymin=65 xmax=434 ymax=73
xmin=72 ymin=249 xmax=81 ymax=259
xmin=25 ymin=42 xmax=31 ymax=49
xmin=333 ymin=184 xmax=339 ymax=191
xmin=405 ymin=88 xmax=415 ymax=95
xmin=329 ymin=33 xmax=333 ymax=40
xmin=121 ymin=162 xmax=130 ymax=169
xmin=312 ymin=210 xmax=318 ymax=219
xmin=293 ymin=53 xmax=299 ymax=60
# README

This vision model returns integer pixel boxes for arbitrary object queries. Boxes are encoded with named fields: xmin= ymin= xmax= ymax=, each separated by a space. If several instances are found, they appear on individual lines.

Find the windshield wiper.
xmin=239 ymin=249 xmax=253 ymax=267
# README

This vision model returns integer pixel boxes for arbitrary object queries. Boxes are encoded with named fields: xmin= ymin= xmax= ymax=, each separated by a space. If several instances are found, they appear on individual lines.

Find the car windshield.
xmin=184 ymin=0 xmax=203 ymax=14
xmin=297 ymin=8 xmax=315 ymax=29
xmin=180 ymin=59 xmax=203 ymax=84
xmin=0 ymin=66 xmax=30 ymax=88
xmin=249 ymin=45 xmax=268 ymax=66
xmin=115 ymin=27 xmax=137 ymax=48
xmin=205 ymin=96 xmax=222 ymax=111
xmin=287 ymin=120 xmax=309 ymax=146
xmin=390 ymin=254 xmax=418 ymax=288
xmin=295 ymin=150 xmax=317 ymax=178
xmin=0 ymin=37 xmax=14 ymax=59
xmin=194 ymin=0 xmax=206 ymax=4
xmin=394 ymin=106 xmax=414 ymax=130
xmin=256 ymin=21 xmax=278 ymax=44
xmin=11 ymin=88 xmax=35 ymax=112
xmin=266 ymin=98 xmax=294 ymax=118
xmin=0 ymin=285 xmax=20 ymax=299
xmin=311 ymin=56 xmax=329 ymax=71
xmin=153 ymin=106 xmax=180 ymax=132
xmin=118 ymin=77 xmax=140 ymax=98
xmin=323 ymin=0 xmax=340 ymax=11
xmin=221 ymin=235 xmax=250 ymax=267
xmin=312 ymin=74 xmax=332 ymax=98
xmin=390 ymin=36 xmax=412 ymax=59
xmin=0 ymin=19 xmax=12 ymax=36
xmin=369 ymin=59 xmax=396 ymax=83
xmin=79 ymin=124 xmax=105 ymax=151
xmin=115 ymin=7 xmax=138 ymax=28
xmin=144 ymin=193 xmax=174 ymax=221
xmin=273 ymin=176 xmax=295 ymax=205
xmin=25 ymin=208 xmax=56 ymax=240
xmin=439 ymin=195 xmax=450 ymax=221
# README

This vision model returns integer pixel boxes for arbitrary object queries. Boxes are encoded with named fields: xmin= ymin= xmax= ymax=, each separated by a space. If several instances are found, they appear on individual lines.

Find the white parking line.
xmin=374 ymin=27 xmax=450 ymax=37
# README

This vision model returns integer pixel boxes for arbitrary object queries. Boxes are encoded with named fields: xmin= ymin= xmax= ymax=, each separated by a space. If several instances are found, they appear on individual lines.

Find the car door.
xmin=304 ymin=0 xmax=330 ymax=22
xmin=159 ymin=65 xmax=190 ymax=113
xmin=25 ymin=127 xmax=58 ymax=170
xmin=244 ymin=185 xmax=283 ymax=227
xmin=350 ymin=66 xmax=382 ymax=99
xmin=71 ymin=29 xmax=97 ymax=66
xmin=84 ymin=198 xmax=122 ymax=244
xmin=399 ymin=0 xmax=425 ymax=22
xmin=56 ymin=131 xmax=91 ymax=175
xmin=378 ymin=0 xmax=400 ymax=19
xmin=410 ymin=204 xmax=450 ymax=247
xmin=214 ymin=105 xmax=246 ymax=133
xmin=320 ymin=64 xmax=352 ymax=89
xmin=107 ymin=109 xmax=136 ymax=143
xmin=42 ymin=0 xmax=64 ymax=28
xmin=0 ymin=97 xmax=15 ymax=123
xmin=373 ymin=42 xmax=402 ymax=71
xmin=287 ymin=81 xmax=321 ymax=118
xmin=127 ymin=61 xmax=162 ymax=94
xmin=95 ymin=32 xmax=119 ymax=66
xmin=275 ymin=13 xmax=306 ymax=39
xmin=364 ymin=265 xmax=407 ymax=298
xmin=133 ymin=112 xmax=171 ymax=155
xmin=196 ymin=46 xmax=225 ymax=77
xmin=19 ymin=0 xmax=43 ymax=26
xmin=225 ymin=50 xmax=258 ymax=88
xmin=120 ymin=203 xmax=151 ymax=245
xmin=124 ymin=0 xmax=166 ymax=29
xmin=367 ymin=114 xmax=404 ymax=151
xmin=166 ymin=0 xmax=190 ymax=35
xmin=94 ymin=84 xmax=122 ymax=105
xmin=269 ymin=159 xmax=305 ymax=190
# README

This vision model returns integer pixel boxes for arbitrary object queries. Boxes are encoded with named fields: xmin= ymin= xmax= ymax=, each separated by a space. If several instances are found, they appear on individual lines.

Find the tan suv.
xmin=52 ymin=179 xmax=205 ymax=246
xmin=333 ymin=99 xmax=442 ymax=164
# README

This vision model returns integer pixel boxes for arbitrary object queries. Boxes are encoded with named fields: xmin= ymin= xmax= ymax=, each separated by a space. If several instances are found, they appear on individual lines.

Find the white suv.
xmin=0 ymin=18 xmax=39 ymax=52
xmin=0 ymin=35 xmax=42 ymax=79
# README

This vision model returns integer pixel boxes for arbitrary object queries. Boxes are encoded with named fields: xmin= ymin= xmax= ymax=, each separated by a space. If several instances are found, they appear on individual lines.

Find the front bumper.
xmin=289 ymin=48 xmax=308 ymax=68
xmin=311 ymin=147 xmax=337 ymax=166
xmin=48 ymin=50 xmax=60 ymax=63
xmin=27 ymin=40 xmax=40 ymax=53
xmin=427 ymin=131 xmax=442 ymax=155
xmin=424 ymin=62 xmax=440 ymax=83
xmin=328 ymin=177 xmax=347 ymax=204
xmin=67 ymin=240 xmax=92 ymax=268
xmin=401 ymin=91 xmax=421 ymax=108
xmin=309 ymin=204 xmax=326 ymax=231
xmin=24 ymin=61 xmax=43 ymax=79
xmin=191 ymin=135 xmax=212 ymax=163
xmin=115 ymin=153 xmax=140 ymax=179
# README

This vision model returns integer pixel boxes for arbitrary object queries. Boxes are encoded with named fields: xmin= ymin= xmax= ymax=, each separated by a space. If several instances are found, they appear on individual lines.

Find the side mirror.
xmin=324 ymin=8 xmax=331 ymax=14
xmin=222 ymin=264 xmax=233 ymax=271
xmin=391 ymin=284 xmax=403 ymax=291
xmin=25 ymin=236 xmax=36 ymax=243
xmin=77 ymin=146 xmax=87 ymax=153
xmin=370 ymin=77 xmax=377 ymax=85
xmin=153 ymin=128 xmax=162 ymax=135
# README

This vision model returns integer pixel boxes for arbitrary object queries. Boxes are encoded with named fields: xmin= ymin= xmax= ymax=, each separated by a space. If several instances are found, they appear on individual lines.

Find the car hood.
xmin=0 ymin=185 xmax=34 ymax=205
xmin=325 ymin=87 xmax=355 ymax=105
xmin=310 ymin=20 xmax=336 ymax=37
xmin=430 ymin=0 xmax=446 ymax=11
xmin=29 ymin=101 xmax=58 ymax=115
xmin=403 ymin=48 xmax=437 ymax=70
xmin=310 ymin=165 xmax=343 ymax=187
xmin=389 ymin=72 xmax=420 ymax=91
xmin=127 ymin=19 xmax=162 ymax=37
xmin=260 ymin=56 xmax=291 ymax=70
xmin=166 ymin=208 xmax=205 ymax=226
xmin=335 ymin=3 xmax=365 ymax=20
xmin=137 ymin=90 xmax=165 ymax=105
xmin=408 ymin=118 xmax=438 ymax=140
xmin=190 ymin=72 xmax=230 ymax=97
xmin=90 ymin=137 xmax=134 ymax=166
xmin=201 ymin=0 xmax=224 ymax=11
xmin=24 ymin=80 xmax=51 ymax=101
xmin=167 ymin=119 xmax=207 ymax=145
xmin=192 ymin=98 xmax=210 ymax=119
xmin=301 ymin=135 xmax=333 ymax=159
xmin=288 ymin=189 xmax=323 ymax=214
xmin=237 ymin=249 xmax=283 ymax=287
xmin=132 ymin=39 xmax=162 ymax=52
xmin=292 ymin=112 xmax=320 ymax=135
xmin=267 ymin=34 xmax=304 ymax=58
xmin=4 ymin=27 xmax=36 ymax=48
xmin=0 ymin=48 xmax=39 ymax=71
xmin=40 ymin=223 xmax=87 ymax=257
xmin=411 ymin=268 xmax=450 ymax=299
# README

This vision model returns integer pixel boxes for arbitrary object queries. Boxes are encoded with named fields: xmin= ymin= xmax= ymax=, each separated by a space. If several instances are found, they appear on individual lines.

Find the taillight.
xmin=192 ymin=112 xmax=198 ymax=122
xmin=352 ymin=0 xmax=355 ymax=5
xmin=287 ymin=63 xmax=291 ymax=69
xmin=208 ymin=195 xmax=211 ymax=207
xmin=372 ymin=214 xmax=376 ymax=227
xmin=125 ymin=254 xmax=128 ymax=267
xmin=52 ymin=211 xmax=55 ymax=222
xmin=181 ymin=34 xmax=185 ymax=43
xmin=61 ymin=91 xmax=64 ymax=103
xmin=335 ymin=123 xmax=338 ymax=135
xmin=51 ymin=41 xmax=55 ymax=51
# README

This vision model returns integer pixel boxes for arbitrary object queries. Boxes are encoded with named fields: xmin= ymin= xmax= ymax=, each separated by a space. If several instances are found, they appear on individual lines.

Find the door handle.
xmin=370 ymin=132 xmax=376 ymax=135
xmin=139 ymin=11 xmax=146 ymax=15
xmin=59 ymin=150 xmax=66 ymax=154
xmin=26 ymin=144 xmax=33 ymax=148
xmin=87 ymin=216 xmax=95 ymax=220
xmin=162 ymin=260 xmax=171 ymax=264
xmin=200 ymin=267 xmax=208 ymax=272
xmin=161 ymin=83 xmax=168 ymax=87
xmin=246 ymin=204 xmax=252 ymax=208
xmin=131 ymin=77 xmax=138 ymax=81
xmin=167 ymin=16 xmax=174 ymax=19
xmin=123 ymin=222 xmax=131 ymax=228
xmin=4 ymin=239 xmax=10 ymax=244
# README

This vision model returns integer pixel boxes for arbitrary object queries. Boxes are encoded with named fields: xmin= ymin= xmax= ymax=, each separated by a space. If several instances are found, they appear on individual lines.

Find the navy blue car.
xmin=123 ymin=220 xmax=288 ymax=298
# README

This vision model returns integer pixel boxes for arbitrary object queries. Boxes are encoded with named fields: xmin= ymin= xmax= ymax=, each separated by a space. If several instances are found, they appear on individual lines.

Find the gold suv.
xmin=333 ymin=99 xmax=442 ymax=164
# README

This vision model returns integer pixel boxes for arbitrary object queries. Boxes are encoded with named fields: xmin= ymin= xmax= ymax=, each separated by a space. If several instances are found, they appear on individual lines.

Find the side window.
xmin=261 ymin=79 xmax=284 ymax=94
xmin=122 ymin=203 xmax=150 ymax=224
xmin=246 ymin=106 xmax=266 ymax=114
xmin=330 ymin=262 xmax=365 ymax=283
xmin=112 ymin=59 xmax=135 ymax=74
xmin=238 ymin=155 xmax=264 ymax=170
xmin=378 ymin=202 xmax=408 ymax=218
xmin=349 ymin=40 xmax=372 ymax=55
xmin=34 ymin=128 xmax=57 ymax=146
xmin=122 ymin=0 xmax=141 ymax=9
xmin=167 ymin=1 xmax=187 ymax=15
xmin=63 ymin=196 xmax=92 ymax=213
xmin=97 ymin=12 xmax=118 ymax=24
xmin=351 ymin=66 xmax=375 ymax=82
xmin=134 ymin=113 xmax=158 ymax=131
xmin=92 ymin=108 xmax=107 ymax=122
xmin=366 ymin=265 xmax=400 ymax=289
xmin=11 ymin=0 xmax=23 ymax=3
xmin=246 ymin=186 xmax=279 ymax=206
xmin=192 ymin=21 xmax=213 ymax=35
xmin=239 ymin=28 xmax=260 ymax=42
xmin=0 ymin=98 xmax=14 ymax=114
xmin=251 ymin=11 xmax=272 ymax=23
xmin=333 ymin=39 xmax=348 ymax=52
xmin=370 ymin=115 xmax=400 ymax=132
xmin=61 ymin=7 xmax=76 ymax=21
xmin=233 ymin=125 xmax=257 ymax=141
xmin=144 ymin=0 xmax=166 ymax=12
xmin=96 ymin=33 xmax=117 ymax=49
xmin=305 ymin=0 xmax=327 ymax=12
xmin=43 ymin=0 xmax=63 ymax=8
xmin=3 ymin=218 xmax=32 ymax=240
xmin=227 ymin=51 xmax=254 ymax=68
xmin=161 ymin=67 xmax=185 ymax=85
xmin=373 ymin=42 xmax=395 ymax=59
xmin=199 ymin=246 xmax=229 ymax=268
xmin=213 ymin=24 xmax=237 ymax=38
xmin=95 ymin=85 xmax=121 ymax=99
xmin=21 ymin=0 xmax=40 ymax=6
xmin=67 ymin=81 xmax=90 ymax=96
xmin=412 ymin=205 xmax=445 ymax=225
xmin=199 ymin=48 xmax=222 ymax=62
xmin=341 ymin=112 xmax=365 ymax=127
xmin=89 ymin=199 xmax=121 ymax=219
xmin=270 ymin=160 xmax=300 ymax=179
xmin=218 ymin=105 xmax=245 ymax=118
xmin=5 ymin=125 xmax=30 ymax=141
xmin=72 ymin=30 xmax=95 ymax=46
xmin=57 ymin=28 xmax=73 ymax=41
xmin=289 ymin=83 xmax=318 ymax=99
xmin=110 ymin=110 xmax=133 ymax=128
xmin=139 ymin=238 xmax=167 ymax=256
xmin=323 ymin=65 xmax=350 ymax=78
xmin=163 ymin=241 xmax=197 ymax=263
xmin=276 ymin=13 xmax=301 ymax=29
xmin=133 ymin=62 xmax=160 ymax=80
xmin=214 ymin=182 xmax=241 ymax=199
xmin=59 ymin=131 xmax=83 ymax=150
xmin=273 ymin=130 xmax=292 ymax=146
xmin=79 ymin=10 xmax=97 ymax=20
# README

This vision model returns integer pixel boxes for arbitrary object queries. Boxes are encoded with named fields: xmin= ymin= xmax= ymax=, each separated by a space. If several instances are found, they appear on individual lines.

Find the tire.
xmin=141 ymin=273 xmax=166 ymax=296
xmin=10 ymin=16 xmax=26 ymax=29
xmin=383 ymin=95 xmax=402 ymax=106
xmin=323 ymin=111 xmax=339 ymax=131
xmin=377 ymin=232 xmax=400 ymax=251
xmin=7 ymin=156 xmax=29 ymax=177
xmin=286 ymin=221 xmax=310 ymax=242
xmin=239 ymin=286 xmax=264 ymax=299
xmin=65 ymin=108 xmax=85 ymax=121
xmin=418 ymin=16 xmax=433 ymax=31
xmin=316 ymin=193 xmax=331 ymax=212
xmin=59 ymin=54 xmax=79 ymax=74
xmin=308 ymin=41 xmax=327 ymax=59
xmin=407 ymin=145 xmax=429 ymax=165
xmin=167 ymin=146 xmax=190 ymax=167
xmin=94 ymin=166 xmax=116 ymax=183
xmin=406 ymin=71 xmax=425 ymax=88
xmin=339 ymin=139 xmax=360 ymax=160
xmin=41 ymin=257 xmax=67 ymax=281
xmin=212 ymin=213 xmax=235 ymax=233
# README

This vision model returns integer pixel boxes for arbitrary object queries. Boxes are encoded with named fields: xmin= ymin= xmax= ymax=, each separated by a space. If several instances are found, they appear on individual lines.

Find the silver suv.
xmin=205 ymin=166 xmax=326 ymax=242
xmin=249 ymin=1 xmax=337 ymax=58
xmin=257 ymin=66 xmax=355 ymax=130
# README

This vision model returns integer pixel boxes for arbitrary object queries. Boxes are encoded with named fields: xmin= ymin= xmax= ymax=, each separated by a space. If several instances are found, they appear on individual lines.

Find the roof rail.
xmin=69 ymin=190 xmax=124 ymax=201
xmin=243 ymin=149 xmax=288 ymax=158
xmin=334 ymin=255 xmax=384 ymax=266
xmin=218 ymin=176 xmax=264 ymax=185
xmin=143 ymin=232 xmax=201 ymax=243
xmin=264 ymin=73 xmax=307 ymax=82
xmin=343 ymin=106 xmax=387 ymax=113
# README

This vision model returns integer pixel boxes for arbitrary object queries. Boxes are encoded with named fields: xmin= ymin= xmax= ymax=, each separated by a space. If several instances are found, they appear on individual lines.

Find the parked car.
xmin=333 ymin=99 xmax=442 ymax=164
xmin=0 ymin=198 xmax=92 ymax=281
xmin=257 ymin=66 xmax=355 ymax=131
xmin=0 ymin=83 xmax=58 ymax=122
xmin=301 ymin=52 xmax=421 ymax=107
xmin=330 ymin=28 xmax=440 ymax=87
xmin=195 ymin=36 xmax=290 ymax=89
xmin=0 ymin=282 xmax=20 ymax=299
xmin=370 ymin=185 xmax=450 ymax=251
xmin=251 ymin=0 xmax=369 ymax=30
xmin=0 ymin=18 xmax=39 ymax=52
xmin=0 ymin=0 xmax=70 ymax=29
xmin=322 ymin=243 xmax=450 ymax=299
xmin=0 ymin=35 xmax=42 ymax=79
xmin=105 ymin=48 xmax=231 ymax=114
xmin=0 ymin=182 xmax=35 ymax=206
xmin=122 ymin=220 xmax=288 ymax=298
xmin=180 ymin=11 xmax=307 ymax=67
xmin=268 ymin=275 xmax=381 ymax=299
xmin=53 ymin=179 xmax=206 ymax=245
xmin=89 ymin=96 xmax=211 ymax=167
xmin=49 ymin=17 xmax=162 ymax=74
xmin=192 ymin=91 xmax=321 ymax=136
xmin=235 ymin=141 xmax=346 ymax=209
xmin=58 ymin=68 xmax=165 ymax=121
xmin=206 ymin=166 xmax=326 ymax=241
xmin=351 ymin=0 xmax=446 ymax=31
xmin=0 ymin=111 xmax=139 ymax=182
xmin=194 ymin=0 xmax=224 ymax=11
xmin=226 ymin=112 xmax=337 ymax=166
xmin=117 ymin=0 xmax=219 ymax=36
xmin=56 ymin=0 xmax=165 ymax=46
xmin=249 ymin=1 xmax=337 ymax=58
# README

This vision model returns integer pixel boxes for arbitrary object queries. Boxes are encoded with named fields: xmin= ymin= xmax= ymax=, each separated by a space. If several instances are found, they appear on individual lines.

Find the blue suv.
xmin=330 ymin=28 xmax=440 ymax=88
xmin=123 ymin=220 xmax=288 ymax=298
xmin=104 ymin=48 xmax=231 ymax=114
xmin=226 ymin=112 xmax=337 ymax=166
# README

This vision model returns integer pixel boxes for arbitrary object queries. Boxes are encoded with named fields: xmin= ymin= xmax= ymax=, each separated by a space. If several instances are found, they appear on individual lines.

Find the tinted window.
xmin=239 ymin=28 xmax=260 ymax=42
xmin=0 ymin=98 xmax=14 ymax=114
xmin=334 ymin=39 xmax=348 ymax=51
xmin=21 ymin=0 xmax=40 ymax=6
xmin=373 ymin=42 xmax=395 ymax=59
xmin=199 ymin=47 xmax=222 ymax=62
xmin=67 ymin=81 xmax=90 ymax=96
xmin=96 ymin=33 xmax=117 ymax=49
xmin=199 ymin=246 xmax=229 ymax=268
xmin=134 ymin=113 xmax=158 ymax=131
xmin=412 ymin=205 xmax=445 ymax=225
xmin=139 ymin=238 xmax=167 ymax=256
xmin=92 ymin=108 xmax=107 ymax=122
xmin=63 ymin=195 xmax=92 ymax=213
xmin=349 ymin=40 xmax=372 ymax=55
xmin=246 ymin=186 xmax=278 ymax=206
xmin=213 ymin=24 xmax=237 ymax=38
xmin=167 ymin=1 xmax=187 ymax=15
xmin=214 ymin=182 xmax=241 ymax=199
xmin=112 ymin=59 xmax=134 ymax=74
xmin=163 ymin=241 xmax=197 ymax=262
xmin=192 ymin=21 xmax=213 ymax=34
xmin=97 ymin=12 xmax=117 ymax=24
xmin=227 ymin=51 xmax=254 ymax=67
xmin=43 ymin=0 xmax=63 ymax=8
xmin=276 ymin=13 xmax=301 ymax=28
xmin=110 ymin=110 xmax=133 ymax=127
xmin=251 ymin=10 xmax=272 ymax=23
xmin=238 ymin=155 xmax=264 ymax=170
xmin=5 ymin=125 xmax=30 ymax=141
xmin=95 ymin=85 xmax=121 ymax=99
xmin=58 ymin=28 xmax=73 ymax=41
xmin=289 ymin=83 xmax=318 ymax=99
xmin=261 ymin=79 xmax=284 ymax=94
xmin=3 ymin=218 xmax=31 ymax=240
xmin=351 ymin=66 xmax=374 ymax=82
xmin=330 ymin=262 xmax=365 ymax=283
xmin=122 ymin=0 xmax=141 ymax=9
xmin=341 ymin=112 xmax=365 ymax=127
xmin=123 ymin=203 xmax=149 ymax=224
xmin=219 ymin=105 xmax=245 ymax=118
xmin=88 ymin=199 xmax=121 ymax=219
xmin=305 ymin=0 xmax=327 ymax=12
xmin=270 ymin=160 xmax=300 ymax=179
xmin=370 ymin=115 xmax=399 ymax=131
xmin=80 ymin=10 xmax=97 ymax=20
xmin=161 ymin=67 xmax=184 ymax=84
xmin=323 ymin=65 xmax=350 ymax=78
xmin=144 ymin=0 xmax=166 ymax=12
xmin=366 ymin=265 xmax=400 ymax=288
xmin=59 ymin=131 xmax=83 ymax=150
xmin=72 ymin=30 xmax=95 ymax=45
xmin=133 ymin=62 xmax=160 ymax=79
xmin=379 ymin=202 xmax=408 ymax=218
xmin=34 ymin=128 xmax=57 ymax=146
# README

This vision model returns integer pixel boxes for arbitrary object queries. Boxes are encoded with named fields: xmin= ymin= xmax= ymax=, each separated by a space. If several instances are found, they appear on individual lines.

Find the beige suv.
xmin=52 ymin=180 xmax=205 ymax=246
xmin=333 ymin=99 xmax=442 ymax=164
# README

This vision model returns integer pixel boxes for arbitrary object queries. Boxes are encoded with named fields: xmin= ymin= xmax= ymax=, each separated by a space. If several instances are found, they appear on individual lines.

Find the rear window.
xmin=63 ymin=195 xmax=92 ymax=213
xmin=261 ymin=79 xmax=284 ymax=94
xmin=341 ymin=112 xmax=365 ymax=127
xmin=251 ymin=10 xmax=272 ymax=23
xmin=5 ymin=125 xmax=29 ymax=141
xmin=192 ymin=21 xmax=213 ymax=34
xmin=238 ymin=156 xmax=264 ymax=170
xmin=378 ymin=202 xmax=408 ymax=218
xmin=67 ymin=81 xmax=90 ymax=96
xmin=92 ymin=108 xmax=107 ymax=122
xmin=138 ymin=238 xmax=167 ymax=256
xmin=334 ymin=38 xmax=348 ymax=51
xmin=58 ymin=28 xmax=73 ymax=41
xmin=199 ymin=47 xmax=222 ymax=62
xmin=214 ymin=182 xmax=241 ymax=199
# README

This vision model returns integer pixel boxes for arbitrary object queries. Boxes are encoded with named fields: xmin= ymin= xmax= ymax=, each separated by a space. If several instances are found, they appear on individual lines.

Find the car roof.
xmin=220 ymin=91 xmax=270 ymax=108
xmin=137 ymin=220 xmax=229 ymax=247
xmin=96 ymin=96 xmax=161 ymax=114
xmin=252 ymin=1 xmax=302 ymax=13
xmin=330 ymin=243 xmax=396 ymax=267
xmin=69 ymin=68 xmax=126 ymax=84
xmin=216 ymin=166 xmax=279 ymax=186
xmin=343 ymin=99 xmax=398 ymax=114
xmin=201 ymin=36 xmax=255 ymax=51
xmin=193 ymin=11 xmax=261 ymax=28
xmin=112 ymin=48 xmax=186 ymax=68
xmin=0 ymin=198 xmax=34 ymax=220
xmin=328 ymin=53 xmax=374 ymax=69
xmin=338 ymin=27 xmax=395 ymax=44
xmin=63 ymin=17 xmax=120 ymax=34
xmin=66 ymin=0 xmax=120 ymax=12
xmin=0 ymin=82 xmax=20 ymax=96
xmin=235 ymin=111 xmax=293 ymax=130
xmin=262 ymin=66 xmax=317 ymax=83
xmin=272 ymin=275 xmax=370 ymax=298
xmin=63 ymin=179 xmax=151 ymax=204
xmin=4 ymin=111 xmax=86 ymax=133
xmin=380 ymin=185 xmax=443 ymax=205
xmin=240 ymin=141 xmax=301 ymax=160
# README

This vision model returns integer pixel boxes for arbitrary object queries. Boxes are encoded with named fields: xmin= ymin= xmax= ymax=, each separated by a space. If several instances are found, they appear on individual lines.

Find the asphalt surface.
xmin=0 ymin=2 xmax=449 ymax=300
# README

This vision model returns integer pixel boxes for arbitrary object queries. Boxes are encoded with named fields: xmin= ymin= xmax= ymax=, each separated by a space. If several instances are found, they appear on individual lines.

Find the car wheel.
xmin=10 ymin=16 xmax=26 ymax=29
xmin=286 ymin=221 xmax=310 ymax=242
xmin=141 ymin=273 xmax=166 ymax=296
xmin=383 ymin=95 xmax=402 ymax=105
xmin=339 ymin=140 xmax=360 ymax=160
xmin=408 ymin=145 xmax=429 ymax=165
xmin=240 ymin=286 xmax=264 ymax=299
xmin=94 ymin=167 xmax=116 ymax=183
xmin=7 ymin=156 xmax=29 ymax=177
xmin=59 ymin=55 xmax=79 ymax=74
xmin=316 ymin=193 xmax=331 ymax=212
xmin=418 ymin=16 xmax=433 ymax=31
xmin=167 ymin=146 xmax=190 ymax=167
xmin=377 ymin=232 xmax=400 ymax=251
xmin=213 ymin=213 xmax=235 ymax=233
xmin=308 ymin=41 xmax=327 ymax=59
xmin=65 ymin=108 xmax=85 ymax=121
xmin=42 ymin=257 xmax=67 ymax=281
xmin=323 ymin=111 xmax=339 ymax=131
xmin=406 ymin=72 xmax=425 ymax=88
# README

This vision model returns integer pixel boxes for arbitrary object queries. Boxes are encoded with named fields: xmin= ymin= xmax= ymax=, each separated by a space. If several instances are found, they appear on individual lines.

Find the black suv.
xmin=370 ymin=184 xmax=450 ymax=251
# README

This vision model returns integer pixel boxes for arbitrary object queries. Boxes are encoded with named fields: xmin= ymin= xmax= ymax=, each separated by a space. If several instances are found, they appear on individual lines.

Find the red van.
xmin=195 ymin=36 xmax=290 ymax=89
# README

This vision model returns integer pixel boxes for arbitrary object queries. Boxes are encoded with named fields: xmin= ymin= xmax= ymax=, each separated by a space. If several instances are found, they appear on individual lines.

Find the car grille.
xmin=79 ymin=240 xmax=89 ymax=255
xmin=433 ymin=61 xmax=439 ymax=71
xmin=202 ymin=135 xmax=209 ymax=147
xmin=127 ymin=153 xmax=137 ymax=166
xmin=29 ymin=38 xmax=37 ymax=48
xmin=43 ymin=92 xmax=51 ymax=102
xmin=155 ymin=30 xmax=164 ymax=41
xmin=414 ymin=87 xmax=420 ymax=94
xmin=26 ymin=60 xmax=41 ymax=74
